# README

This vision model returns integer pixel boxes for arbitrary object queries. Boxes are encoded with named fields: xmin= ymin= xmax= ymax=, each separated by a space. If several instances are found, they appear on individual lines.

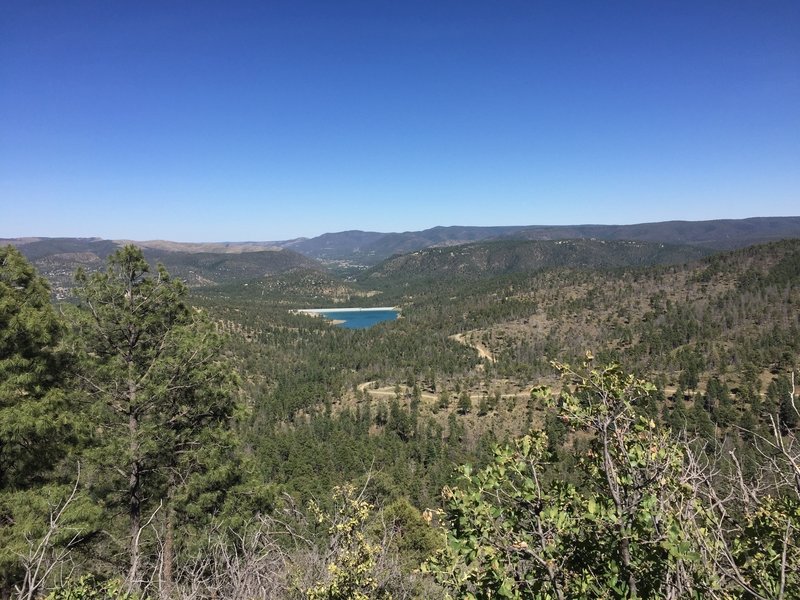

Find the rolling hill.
xmin=363 ymin=238 xmax=712 ymax=282
xmin=275 ymin=217 xmax=800 ymax=266
xmin=2 ymin=237 xmax=323 ymax=296
xmin=4 ymin=216 xmax=799 ymax=293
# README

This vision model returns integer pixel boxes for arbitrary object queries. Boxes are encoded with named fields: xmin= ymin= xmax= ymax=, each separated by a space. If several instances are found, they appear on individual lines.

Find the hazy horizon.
xmin=4 ymin=214 xmax=800 ymax=246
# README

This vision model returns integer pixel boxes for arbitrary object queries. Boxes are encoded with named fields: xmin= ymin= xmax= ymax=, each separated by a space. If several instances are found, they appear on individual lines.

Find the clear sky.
xmin=1 ymin=1 xmax=798 ymax=242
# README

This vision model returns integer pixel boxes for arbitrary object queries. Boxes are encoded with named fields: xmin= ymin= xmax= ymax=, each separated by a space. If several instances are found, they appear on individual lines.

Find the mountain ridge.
xmin=6 ymin=216 xmax=800 ymax=264
xmin=1 ymin=237 xmax=323 ymax=297
xmin=363 ymin=238 xmax=713 ymax=283
xmin=273 ymin=216 xmax=800 ymax=265
xmin=4 ymin=217 xmax=800 ymax=284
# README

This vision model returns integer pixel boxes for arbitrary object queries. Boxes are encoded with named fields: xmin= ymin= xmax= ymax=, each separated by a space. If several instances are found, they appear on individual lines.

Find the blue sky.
xmin=1 ymin=1 xmax=798 ymax=241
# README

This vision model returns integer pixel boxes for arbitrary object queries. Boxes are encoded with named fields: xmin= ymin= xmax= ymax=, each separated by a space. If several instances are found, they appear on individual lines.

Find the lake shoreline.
xmin=296 ymin=306 xmax=398 ymax=314
xmin=294 ymin=307 xmax=400 ymax=329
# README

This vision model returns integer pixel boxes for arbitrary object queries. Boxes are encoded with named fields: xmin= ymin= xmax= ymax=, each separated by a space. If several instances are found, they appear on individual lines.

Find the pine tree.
xmin=0 ymin=246 xmax=70 ymax=490
xmin=0 ymin=246 xmax=87 ymax=597
xmin=457 ymin=391 xmax=472 ymax=415
xmin=71 ymin=245 xmax=239 ymax=593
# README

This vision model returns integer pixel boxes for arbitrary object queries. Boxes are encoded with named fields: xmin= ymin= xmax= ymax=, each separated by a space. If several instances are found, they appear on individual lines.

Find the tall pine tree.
xmin=71 ymin=245 xmax=240 ymax=594
xmin=0 ymin=246 xmax=83 ymax=596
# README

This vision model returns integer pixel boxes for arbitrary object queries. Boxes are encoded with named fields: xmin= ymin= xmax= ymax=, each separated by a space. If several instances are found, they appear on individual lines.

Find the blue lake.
xmin=314 ymin=309 xmax=399 ymax=329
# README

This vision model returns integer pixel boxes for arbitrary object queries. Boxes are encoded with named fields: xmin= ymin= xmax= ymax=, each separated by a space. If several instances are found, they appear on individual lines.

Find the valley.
xmin=6 ymin=2 xmax=800 ymax=594
xmin=3 ymin=219 xmax=800 ymax=599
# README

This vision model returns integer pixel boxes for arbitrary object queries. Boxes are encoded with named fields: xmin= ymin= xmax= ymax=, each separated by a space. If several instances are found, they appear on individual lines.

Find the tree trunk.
xmin=127 ymin=410 xmax=142 ymax=592
xmin=162 ymin=473 xmax=175 ymax=599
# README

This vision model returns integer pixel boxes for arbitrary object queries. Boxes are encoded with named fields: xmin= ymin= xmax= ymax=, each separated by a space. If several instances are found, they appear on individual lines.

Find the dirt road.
xmin=450 ymin=333 xmax=495 ymax=363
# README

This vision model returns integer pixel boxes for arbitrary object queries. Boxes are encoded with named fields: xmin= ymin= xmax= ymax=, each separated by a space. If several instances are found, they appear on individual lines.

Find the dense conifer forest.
xmin=1 ymin=236 xmax=799 ymax=599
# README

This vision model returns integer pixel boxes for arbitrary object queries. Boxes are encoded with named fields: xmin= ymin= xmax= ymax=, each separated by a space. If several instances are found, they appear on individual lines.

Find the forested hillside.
xmin=195 ymin=239 xmax=800 ymax=503
xmin=273 ymin=216 xmax=800 ymax=265
xmin=6 ymin=216 xmax=800 ymax=277
xmin=3 ymin=237 xmax=323 ymax=297
xmin=1 ymin=238 xmax=799 ymax=599
xmin=364 ymin=238 xmax=710 ymax=282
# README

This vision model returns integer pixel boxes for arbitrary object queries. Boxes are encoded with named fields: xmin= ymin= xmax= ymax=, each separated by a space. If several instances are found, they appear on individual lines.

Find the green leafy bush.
xmin=44 ymin=575 xmax=140 ymax=600
xmin=425 ymin=359 xmax=800 ymax=599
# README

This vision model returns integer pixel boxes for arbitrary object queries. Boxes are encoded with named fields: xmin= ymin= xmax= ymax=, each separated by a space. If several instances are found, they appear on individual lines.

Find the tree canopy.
xmin=0 ymin=246 xmax=81 ymax=597
xmin=70 ymin=246 xmax=240 ymax=593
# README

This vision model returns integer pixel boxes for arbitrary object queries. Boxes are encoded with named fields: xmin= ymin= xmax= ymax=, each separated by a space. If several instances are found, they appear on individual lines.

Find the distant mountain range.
xmin=275 ymin=217 xmax=800 ymax=265
xmin=1 ymin=237 xmax=319 ymax=297
xmin=4 ymin=217 xmax=800 ymax=293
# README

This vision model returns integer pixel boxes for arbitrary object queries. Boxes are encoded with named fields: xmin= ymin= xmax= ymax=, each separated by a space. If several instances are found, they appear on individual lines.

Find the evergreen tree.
xmin=0 ymin=246 xmax=86 ymax=596
xmin=71 ymin=246 xmax=239 ymax=593
xmin=457 ymin=391 xmax=472 ymax=415
xmin=477 ymin=394 xmax=489 ymax=416
xmin=0 ymin=246 xmax=71 ymax=490
xmin=765 ymin=377 xmax=790 ymax=423
xmin=774 ymin=375 xmax=798 ymax=433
